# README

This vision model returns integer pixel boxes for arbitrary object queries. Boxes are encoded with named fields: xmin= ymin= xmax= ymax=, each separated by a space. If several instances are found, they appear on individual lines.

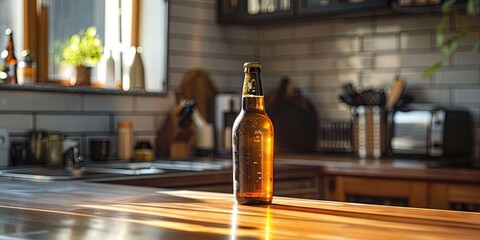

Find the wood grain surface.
xmin=0 ymin=179 xmax=479 ymax=239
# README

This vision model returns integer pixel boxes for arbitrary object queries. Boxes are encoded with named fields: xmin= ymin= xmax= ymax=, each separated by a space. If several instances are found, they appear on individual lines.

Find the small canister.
xmin=117 ymin=121 xmax=133 ymax=160
xmin=351 ymin=106 xmax=387 ymax=159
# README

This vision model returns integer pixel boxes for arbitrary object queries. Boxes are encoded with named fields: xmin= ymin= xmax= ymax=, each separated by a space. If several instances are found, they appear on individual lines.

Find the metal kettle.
xmin=42 ymin=133 xmax=63 ymax=168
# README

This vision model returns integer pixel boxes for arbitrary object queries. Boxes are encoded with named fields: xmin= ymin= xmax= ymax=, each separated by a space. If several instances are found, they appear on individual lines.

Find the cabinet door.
xmin=430 ymin=183 xmax=480 ymax=211
xmin=218 ymin=0 xmax=295 ymax=24
xmin=324 ymin=176 xmax=428 ymax=208
xmin=298 ymin=0 xmax=390 ymax=16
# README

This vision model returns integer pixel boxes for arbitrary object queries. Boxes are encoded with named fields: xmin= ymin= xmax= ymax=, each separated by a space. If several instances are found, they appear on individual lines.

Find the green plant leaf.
xmin=473 ymin=41 xmax=480 ymax=52
xmin=442 ymin=0 xmax=458 ymax=13
xmin=62 ymin=26 xmax=103 ymax=67
xmin=436 ymin=33 xmax=445 ymax=47
xmin=436 ymin=15 xmax=450 ymax=34
xmin=459 ymin=26 xmax=470 ymax=38
xmin=467 ymin=0 xmax=480 ymax=16
xmin=423 ymin=61 xmax=443 ymax=79
xmin=441 ymin=39 xmax=460 ymax=55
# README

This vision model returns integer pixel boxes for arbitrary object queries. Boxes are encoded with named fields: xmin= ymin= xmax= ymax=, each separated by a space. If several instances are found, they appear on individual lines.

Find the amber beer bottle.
xmin=232 ymin=62 xmax=274 ymax=205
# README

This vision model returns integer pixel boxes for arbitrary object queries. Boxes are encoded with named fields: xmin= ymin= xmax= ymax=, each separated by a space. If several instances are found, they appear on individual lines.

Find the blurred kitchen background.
xmin=0 ymin=0 xmax=479 ymax=164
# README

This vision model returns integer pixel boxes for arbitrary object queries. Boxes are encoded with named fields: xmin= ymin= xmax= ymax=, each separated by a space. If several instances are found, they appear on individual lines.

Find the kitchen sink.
xmin=0 ymin=167 xmax=122 ymax=181
xmin=84 ymin=159 xmax=231 ymax=173
xmin=0 ymin=159 xmax=232 ymax=181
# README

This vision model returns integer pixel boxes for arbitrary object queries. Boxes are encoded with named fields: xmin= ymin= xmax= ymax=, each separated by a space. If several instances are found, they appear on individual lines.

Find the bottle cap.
xmin=243 ymin=62 xmax=262 ymax=68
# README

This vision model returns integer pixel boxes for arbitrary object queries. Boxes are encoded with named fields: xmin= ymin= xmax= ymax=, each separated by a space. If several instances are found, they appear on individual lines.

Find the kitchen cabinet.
xmin=323 ymin=175 xmax=480 ymax=211
xmin=218 ymin=0 xmax=295 ymax=24
xmin=217 ymin=0 xmax=392 ymax=25
xmin=98 ymin=166 xmax=322 ymax=199
xmin=298 ymin=0 xmax=390 ymax=17
xmin=430 ymin=183 xmax=480 ymax=211
xmin=324 ymin=176 xmax=428 ymax=208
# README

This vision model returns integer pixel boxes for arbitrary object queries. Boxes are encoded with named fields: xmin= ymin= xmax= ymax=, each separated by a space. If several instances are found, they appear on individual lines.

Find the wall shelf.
xmin=0 ymin=83 xmax=167 ymax=97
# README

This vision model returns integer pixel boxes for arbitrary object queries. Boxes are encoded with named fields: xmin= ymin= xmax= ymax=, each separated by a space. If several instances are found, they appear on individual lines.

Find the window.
xmin=1 ymin=0 xmax=168 ymax=92
xmin=0 ymin=0 xmax=23 ymax=60
xmin=47 ymin=0 xmax=106 ymax=82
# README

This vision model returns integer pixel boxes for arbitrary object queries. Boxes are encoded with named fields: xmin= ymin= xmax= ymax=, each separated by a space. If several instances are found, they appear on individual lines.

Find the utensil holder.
xmin=351 ymin=106 xmax=387 ymax=159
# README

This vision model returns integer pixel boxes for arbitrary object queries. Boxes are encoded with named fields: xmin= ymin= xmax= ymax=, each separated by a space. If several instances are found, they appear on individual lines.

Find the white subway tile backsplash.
xmin=258 ymin=44 xmax=275 ymax=57
xmin=445 ymin=32 xmax=480 ymax=47
xmin=376 ymin=53 xmax=447 ymax=68
xmin=399 ymin=69 xmax=431 ymax=84
xmin=0 ymin=114 xmax=33 ymax=133
xmin=135 ymin=94 xmax=174 ymax=113
xmin=290 ymin=75 xmax=313 ymax=88
xmin=313 ymin=73 xmax=359 ymax=87
xmin=0 ymin=91 xmax=82 ymax=111
xmin=294 ymin=22 xmax=332 ymax=38
xmin=263 ymin=60 xmax=293 ymax=72
xmin=362 ymin=72 xmax=397 ymax=88
xmin=84 ymin=95 xmax=134 ymax=112
xmin=333 ymin=19 xmax=372 ymax=35
xmin=169 ymin=55 xmax=242 ymax=72
xmin=455 ymin=89 xmax=480 ymax=103
xmin=295 ymin=58 xmax=335 ymax=71
xmin=113 ymin=116 xmax=158 ymax=132
xmin=364 ymin=35 xmax=397 ymax=51
xmin=456 ymin=15 xmax=480 ymax=28
xmin=335 ymin=55 xmax=373 ymax=70
xmin=170 ymin=39 xmax=255 ymax=56
xmin=170 ymin=22 xmax=255 ymax=41
xmin=314 ymin=37 xmax=360 ymax=54
xmin=274 ymin=42 xmax=310 ymax=56
xmin=400 ymin=33 xmax=431 ymax=50
xmin=456 ymin=52 xmax=480 ymax=65
xmin=303 ymin=92 xmax=332 ymax=105
xmin=407 ymin=89 xmax=450 ymax=103
xmin=210 ymin=74 xmax=231 ymax=89
xmin=376 ymin=15 xmax=440 ymax=33
xmin=259 ymin=26 xmax=294 ymax=41
xmin=222 ymin=26 xmax=257 ymax=41
xmin=436 ymin=70 xmax=480 ymax=85
xmin=37 ymin=115 xmax=110 ymax=132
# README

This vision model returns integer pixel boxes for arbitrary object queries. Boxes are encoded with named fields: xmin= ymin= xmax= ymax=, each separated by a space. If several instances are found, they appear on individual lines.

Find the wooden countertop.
xmin=275 ymin=154 xmax=480 ymax=183
xmin=1 ymin=179 xmax=479 ymax=239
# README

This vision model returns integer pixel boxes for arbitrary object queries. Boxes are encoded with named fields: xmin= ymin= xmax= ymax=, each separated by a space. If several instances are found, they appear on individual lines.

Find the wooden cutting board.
xmin=266 ymin=78 xmax=318 ymax=153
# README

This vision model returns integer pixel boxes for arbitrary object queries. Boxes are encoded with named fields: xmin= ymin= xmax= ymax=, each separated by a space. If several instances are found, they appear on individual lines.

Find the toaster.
xmin=390 ymin=108 xmax=472 ymax=158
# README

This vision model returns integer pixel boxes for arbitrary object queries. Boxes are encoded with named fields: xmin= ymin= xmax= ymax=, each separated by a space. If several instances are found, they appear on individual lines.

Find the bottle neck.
xmin=242 ymin=67 xmax=265 ymax=111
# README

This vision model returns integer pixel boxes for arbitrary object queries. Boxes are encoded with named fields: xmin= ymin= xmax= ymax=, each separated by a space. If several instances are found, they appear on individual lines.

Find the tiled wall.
xmin=167 ymin=0 xmax=257 ymax=92
xmin=255 ymin=14 xmax=480 ymax=163
xmin=167 ymin=2 xmax=479 ymax=162
xmin=0 ymin=90 xmax=175 ymax=158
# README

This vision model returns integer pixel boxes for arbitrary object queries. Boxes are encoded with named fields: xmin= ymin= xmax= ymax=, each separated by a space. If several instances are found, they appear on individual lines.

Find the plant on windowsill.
xmin=423 ymin=0 xmax=479 ymax=78
xmin=62 ymin=26 xmax=103 ymax=86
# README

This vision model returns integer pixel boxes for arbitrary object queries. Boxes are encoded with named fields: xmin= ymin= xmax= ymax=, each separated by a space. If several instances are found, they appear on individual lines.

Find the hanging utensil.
xmin=385 ymin=75 xmax=406 ymax=111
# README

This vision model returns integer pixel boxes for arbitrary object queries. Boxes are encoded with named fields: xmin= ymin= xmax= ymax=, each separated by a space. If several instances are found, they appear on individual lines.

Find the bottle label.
xmin=247 ymin=78 xmax=256 ymax=93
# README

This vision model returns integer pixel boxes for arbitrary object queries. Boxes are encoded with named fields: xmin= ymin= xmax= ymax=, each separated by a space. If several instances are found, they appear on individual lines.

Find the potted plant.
xmin=423 ymin=0 xmax=479 ymax=78
xmin=62 ymin=26 xmax=103 ymax=85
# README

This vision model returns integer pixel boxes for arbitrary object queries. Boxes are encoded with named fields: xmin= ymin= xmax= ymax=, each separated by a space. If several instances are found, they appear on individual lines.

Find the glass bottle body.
xmin=1 ymin=28 xmax=17 ymax=84
xmin=232 ymin=63 xmax=274 ymax=205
